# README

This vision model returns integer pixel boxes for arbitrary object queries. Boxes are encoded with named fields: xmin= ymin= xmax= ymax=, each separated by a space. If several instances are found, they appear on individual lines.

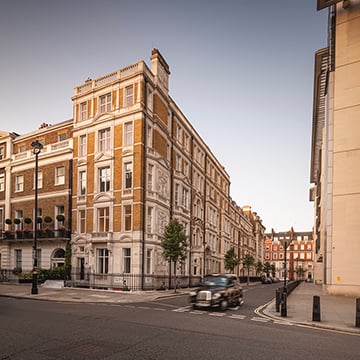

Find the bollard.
xmin=356 ymin=298 xmax=360 ymax=328
xmin=312 ymin=295 xmax=321 ymax=322
xmin=275 ymin=289 xmax=280 ymax=312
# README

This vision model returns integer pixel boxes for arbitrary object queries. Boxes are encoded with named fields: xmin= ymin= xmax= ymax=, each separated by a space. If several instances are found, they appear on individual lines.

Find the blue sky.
xmin=0 ymin=0 xmax=328 ymax=231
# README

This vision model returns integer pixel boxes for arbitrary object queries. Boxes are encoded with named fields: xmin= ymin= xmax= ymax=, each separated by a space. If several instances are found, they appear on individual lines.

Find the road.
xmin=0 ymin=283 xmax=358 ymax=360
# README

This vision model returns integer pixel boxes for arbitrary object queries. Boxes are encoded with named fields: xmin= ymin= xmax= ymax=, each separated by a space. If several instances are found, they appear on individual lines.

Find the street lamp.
xmin=31 ymin=140 xmax=43 ymax=295
xmin=272 ymin=227 xmax=294 ymax=317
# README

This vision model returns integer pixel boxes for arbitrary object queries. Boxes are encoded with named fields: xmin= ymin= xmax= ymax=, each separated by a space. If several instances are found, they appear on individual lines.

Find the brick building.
xmin=0 ymin=49 xmax=265 ymax=289
xmin=264 ymin=230 xmax=314 ymax=281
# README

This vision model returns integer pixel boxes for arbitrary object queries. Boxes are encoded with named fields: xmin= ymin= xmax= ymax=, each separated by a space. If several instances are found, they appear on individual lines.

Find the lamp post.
xmin=272 ymin=227 xmax=294 ymax=317
xmin=281 ymin=227 xmax=294 ymax=317
xmin=31 ymin=140 xmax=43 ymax=295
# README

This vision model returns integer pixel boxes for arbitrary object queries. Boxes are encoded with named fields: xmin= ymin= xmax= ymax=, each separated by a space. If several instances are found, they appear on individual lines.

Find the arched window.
xmin=51 ymin=248 xmax=65 ymax=268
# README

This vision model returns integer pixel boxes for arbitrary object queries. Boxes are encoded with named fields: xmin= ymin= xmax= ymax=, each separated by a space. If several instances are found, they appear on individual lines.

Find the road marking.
xmin=190 ymin=310 xmax=206 ymax=315
xmin=251 ymin=317 xmax=270 ymax=322
xmin=230 ymin=314 xmax=246 ymax=320
xmin=209 ymin=312 xmax=226 ymax=317
xmin=124 ymin=305 xmax=136 ymax=308
xmin=173 ymin=306 xmax=190 ymax=312
xmin=273 ymin=320 xmax=293 ymax=326
xmin=139 ymin=306 xmax=150 ymax=310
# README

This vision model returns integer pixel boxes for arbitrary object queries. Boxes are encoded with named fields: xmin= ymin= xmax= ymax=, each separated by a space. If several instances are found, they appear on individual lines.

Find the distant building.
xmin=310 ymin=0 xmax=360 ymax=296
xmin=0 ymin=49 xmax=265 ymax=289
xmin=264 ymin=230 xmax=314 ymax=281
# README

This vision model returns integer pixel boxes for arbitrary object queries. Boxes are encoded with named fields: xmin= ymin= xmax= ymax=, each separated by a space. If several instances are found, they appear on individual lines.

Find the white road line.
xmin=138 ymin=306 xmax=150 ymax=310
xmin=230 ymin=314 xmax=246 ymax=320
xmin=173 ymin=307 xmax=190 ymax=312
xmin=273 ymin=320 xmax=293 ymax=326
xmin=153 ymin=308 xmax=166 ymax=311
xmin=209 ymin=312 xmax=226 ymax=317
xmin=124 ymin=305 xmax=136 ymax=308
xmin=190 ymin=310 xmax=206 ymax=315
xmin=251 ymin=317 xmax=270 ymax=322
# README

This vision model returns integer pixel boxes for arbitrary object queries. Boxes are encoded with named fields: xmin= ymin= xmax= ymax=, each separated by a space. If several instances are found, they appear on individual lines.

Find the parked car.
xmin=261 ymin=275 xmax=272 ymax=284
xmin=189 ymin=274 xmax=243 ymax=311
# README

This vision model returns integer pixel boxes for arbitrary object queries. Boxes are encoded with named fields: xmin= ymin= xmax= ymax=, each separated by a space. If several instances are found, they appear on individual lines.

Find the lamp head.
xmin=31 ymin=140 xmax=43 ymax=155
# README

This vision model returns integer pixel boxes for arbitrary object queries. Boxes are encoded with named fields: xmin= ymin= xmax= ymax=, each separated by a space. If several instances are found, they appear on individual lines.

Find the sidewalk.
xmin=0 ymin=281 xmax=186 ymax=304
xmin=263 ymin=281 xmax=360 ymax=335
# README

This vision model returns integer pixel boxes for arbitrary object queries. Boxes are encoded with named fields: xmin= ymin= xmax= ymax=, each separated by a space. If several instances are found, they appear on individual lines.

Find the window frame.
xmin=55 ymin=166 xmax=65 ymax=186
xmin=99 ymin=93 xmax=111 ymax=113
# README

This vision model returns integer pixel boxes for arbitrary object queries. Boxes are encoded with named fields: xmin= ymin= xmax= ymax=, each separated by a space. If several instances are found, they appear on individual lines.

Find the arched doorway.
xmin=51 ymin=248 xmax=65 ymax=268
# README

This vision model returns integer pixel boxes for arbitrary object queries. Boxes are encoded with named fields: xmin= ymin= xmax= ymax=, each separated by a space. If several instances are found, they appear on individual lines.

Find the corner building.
xmin=70 ymin=49 xmax=264 ymax=289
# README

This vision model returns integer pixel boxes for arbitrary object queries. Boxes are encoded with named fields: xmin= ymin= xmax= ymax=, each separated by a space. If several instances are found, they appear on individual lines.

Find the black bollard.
xmin=312 ymin=295 xmax=321 ymax=322
xmin=356 ymin=298 xmax=360 ymax=328
xmin=276 ymin=289 xmax=280 ymax=312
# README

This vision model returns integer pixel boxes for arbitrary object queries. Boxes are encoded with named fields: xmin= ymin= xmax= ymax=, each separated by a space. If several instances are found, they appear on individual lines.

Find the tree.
xmin=263 ymin=261 xmax=271 ymax=276
xmin=243 ymin=254 xmax=255 ymax=285
xmin=270 ymin=263 xmax=276 ymax=277
xmin=255 ymin=261 xmax=263 ymax=276
xmin=224 ymin=247 xmax=240 ymax=273
xmin=160 ymin=218 xmax=188 ymax=292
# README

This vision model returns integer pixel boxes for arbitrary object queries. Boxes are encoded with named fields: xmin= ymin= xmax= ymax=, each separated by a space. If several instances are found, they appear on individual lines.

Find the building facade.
xmin=0 ymin=49 xmax=265 ymax=289
xmin=264 ymin=231 xmax=314 ymax=281
xmin=0 ymin=121 xmax=73 ymax=276
xmin=310 ymin=1 xmax=360 ymax=296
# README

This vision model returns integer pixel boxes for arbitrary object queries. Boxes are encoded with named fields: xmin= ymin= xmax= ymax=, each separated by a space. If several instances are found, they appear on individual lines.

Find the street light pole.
xmin=31 ymin=140 xmax=43 ymax=295
xmin=281 ymin=227 xmax=294 ymax=317
xmin=281 ymin=239 xmax=288 ymax=317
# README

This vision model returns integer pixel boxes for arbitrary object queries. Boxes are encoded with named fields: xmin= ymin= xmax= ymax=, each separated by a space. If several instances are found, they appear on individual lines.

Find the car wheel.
xmin=192 ymin=304 xmax=197 ymax=309
xmin=220 ymin=299 xmax=228 ymax=311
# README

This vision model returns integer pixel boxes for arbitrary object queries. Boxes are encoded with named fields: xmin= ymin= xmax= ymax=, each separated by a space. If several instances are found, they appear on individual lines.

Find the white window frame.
xmin=123 ymin=248 xmax=131 ymax=273
xmin=125 ymin=85 xmax=134 ymax=106
xmin=80 ymin=101 xmax=87 ymax=121
xmin=99 ymin=167 xmax=110 ymax=192
xmin=97 ymin=207 xmax=110 ymax=232
xmin=79 ymin=135 xmax=87 ymax=157
xmin=55 ymin=166 xmax=65 ymax=185
xmin=0 ymin=147 xmax=4 ymax=160
xmin=147 ymin=164 xmax=154 ymax=191
xmin=78 ymin=209 xmax=86 ymax=233
xmin=146 ymin=249 xmax=152 ymax=274
xmin=123 ymin=205 xmax=132 ymax=231
xmin=0 ymin=174 xmax=4 ymax=192
xmin=124 ymin=162 xmax=132 ymax=189
xmin=99 ymin=93 xmax=111 ymax=113
xmin=98 ymin=128 xmax=111 ymax=152
xmin=79 ymin=170 xmax=86 ymax=195
xmin=15 ymin=175 xmax=24 ymax=192
xmin=124 ymin=122 xmax=133 ymax=146
xmin=97 ymin=248 xmax=109 ymax=274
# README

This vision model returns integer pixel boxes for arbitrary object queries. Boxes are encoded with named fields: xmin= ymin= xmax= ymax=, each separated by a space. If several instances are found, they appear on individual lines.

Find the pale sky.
xmin=0 ymin=0 xmax=328 ymax=232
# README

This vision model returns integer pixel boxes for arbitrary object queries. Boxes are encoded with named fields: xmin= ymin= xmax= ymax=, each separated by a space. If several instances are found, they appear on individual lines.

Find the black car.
xmin=189 ymin=274 xmax=244 ymax=311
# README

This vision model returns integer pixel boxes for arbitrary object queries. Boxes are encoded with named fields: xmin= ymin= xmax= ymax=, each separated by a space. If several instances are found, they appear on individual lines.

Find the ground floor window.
xmin=123 ymin=248 xmax=131 ymax=273
xmin=97 ymin=248 xmax=109 ymax=274
xmin=15 ymin=249 xmax=22 ymax=270
xmin=51 ymin=248 xmax=64 ymax=268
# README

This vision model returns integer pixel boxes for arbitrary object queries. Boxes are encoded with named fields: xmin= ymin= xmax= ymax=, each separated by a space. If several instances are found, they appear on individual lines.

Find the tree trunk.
xmin=174 ymin=260 xmax=177 ymax=293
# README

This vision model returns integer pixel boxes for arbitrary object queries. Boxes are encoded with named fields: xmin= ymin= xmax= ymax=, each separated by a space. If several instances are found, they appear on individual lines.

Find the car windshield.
xmin=202 ymin=276 xmax=227 ymax=287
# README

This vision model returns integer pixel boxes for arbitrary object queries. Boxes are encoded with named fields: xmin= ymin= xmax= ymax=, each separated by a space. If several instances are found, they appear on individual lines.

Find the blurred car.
xmin=261 ymin=275 xmax=272 ymax=284
xmin=189 ymin=273 xmax=243 ymax=311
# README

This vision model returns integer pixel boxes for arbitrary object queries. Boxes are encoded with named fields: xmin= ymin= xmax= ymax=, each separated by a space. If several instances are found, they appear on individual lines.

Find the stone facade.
xmin=310 ymin=1 xmax=360 ymax=296
xmin=0 ymin=49 xmax=265 ymax=289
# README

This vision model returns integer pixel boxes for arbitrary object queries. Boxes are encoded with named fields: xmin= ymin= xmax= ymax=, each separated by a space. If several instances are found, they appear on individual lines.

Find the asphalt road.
xmin=0 ymin=283 xmax=358 ymax=360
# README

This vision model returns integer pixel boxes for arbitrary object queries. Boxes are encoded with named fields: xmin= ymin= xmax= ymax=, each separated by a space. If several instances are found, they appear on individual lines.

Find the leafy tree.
xmin=243 ymin=254 xmax=255 ymax=285
xmin=161 ymin=218 xmax=188 ymax=292
xmin=224 ymin=247 xmax=240 ymax=273
xmin=295 ymin=266 xmax=306 ymax=280
xmin=270 ymin=263 xmax=276 ymax=277
xmin=263 ymin=261 xmax=271 ymax=276
xmin=255 ymin=261 xmax=263 ymax=276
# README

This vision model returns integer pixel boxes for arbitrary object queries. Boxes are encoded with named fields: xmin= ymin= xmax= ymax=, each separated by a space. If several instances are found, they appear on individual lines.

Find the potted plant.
xmin=24 ymin=217 xmax=32 ymax=238
xmin=44 ymin=216 xmax=53 ymax=237
xmin=13 ymin=218 xmax=23 ymax=238
xmin=56 ymin=214 xmax=65 ymax=224
xmin=4 ymin=219 xmax=13 ymax=239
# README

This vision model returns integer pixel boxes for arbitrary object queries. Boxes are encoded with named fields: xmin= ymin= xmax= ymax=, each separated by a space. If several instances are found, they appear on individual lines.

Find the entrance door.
xmin=78 ymin=258 xmax=85 ymax=280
